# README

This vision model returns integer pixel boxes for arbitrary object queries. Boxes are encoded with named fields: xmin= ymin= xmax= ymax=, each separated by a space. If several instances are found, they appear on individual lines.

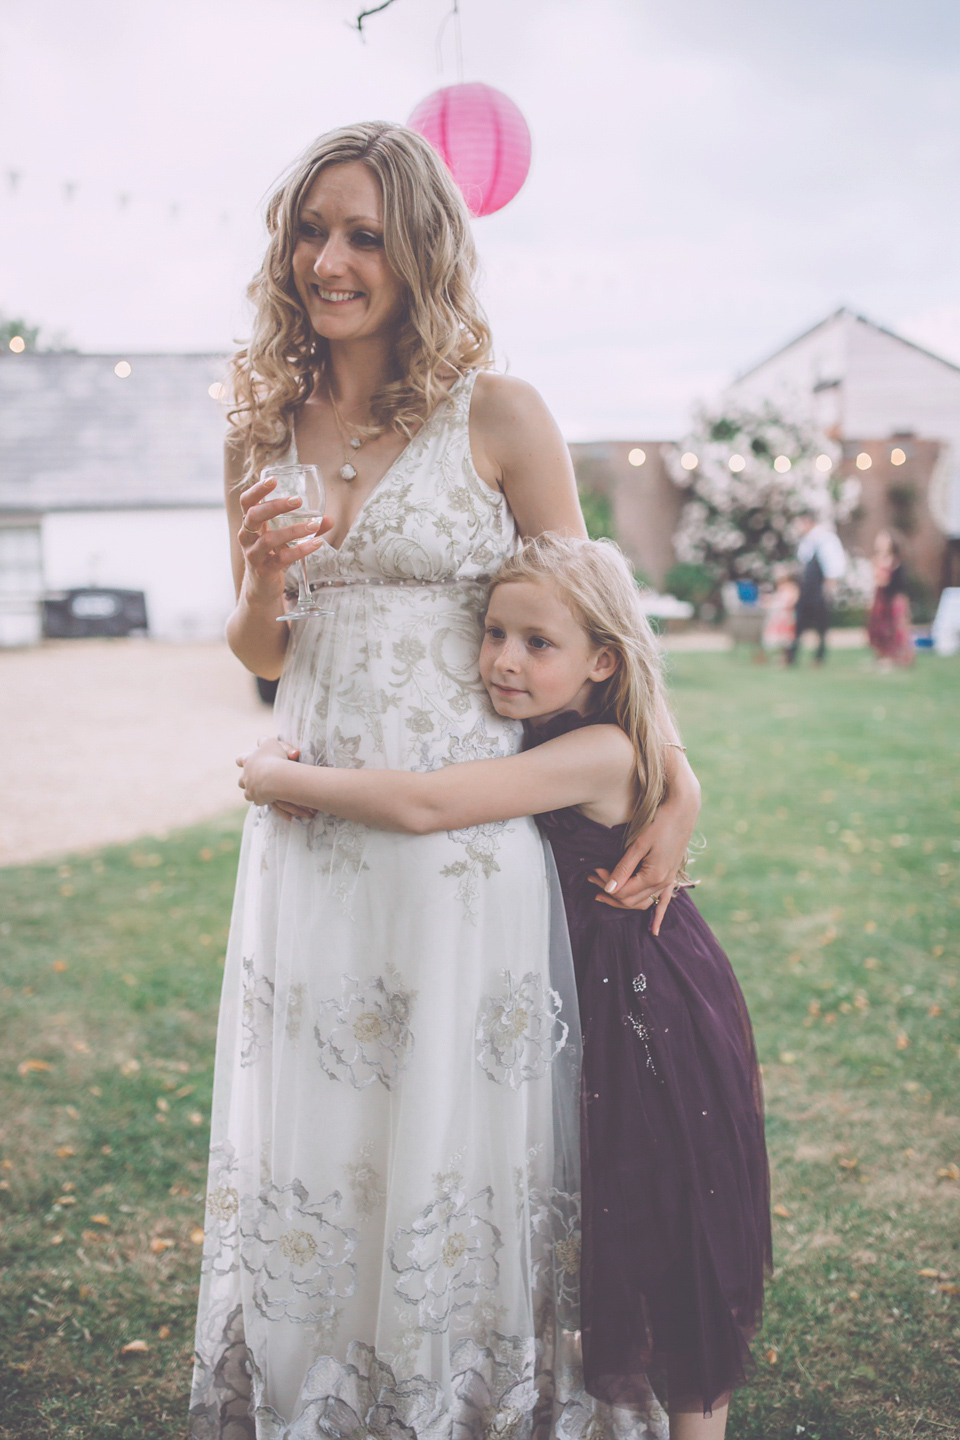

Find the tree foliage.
xmin=577 ymin=486 xmax=615 ymax=543
xmin=0 ymin=314 xmax=41 ymax=350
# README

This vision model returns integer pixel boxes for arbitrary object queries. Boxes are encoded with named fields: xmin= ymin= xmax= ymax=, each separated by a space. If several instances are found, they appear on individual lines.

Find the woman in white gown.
xmin=190 ymin=123 xmax=700 ymax=1440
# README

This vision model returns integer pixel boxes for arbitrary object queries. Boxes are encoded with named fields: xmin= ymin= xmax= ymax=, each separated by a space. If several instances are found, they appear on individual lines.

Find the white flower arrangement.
xmin=667 ymin=404 xmax=854 ymax=583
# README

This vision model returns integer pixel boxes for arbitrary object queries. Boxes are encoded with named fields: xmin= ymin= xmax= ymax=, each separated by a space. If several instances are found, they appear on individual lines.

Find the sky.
xmin=3 ymin=0 xmax=960 ymax=438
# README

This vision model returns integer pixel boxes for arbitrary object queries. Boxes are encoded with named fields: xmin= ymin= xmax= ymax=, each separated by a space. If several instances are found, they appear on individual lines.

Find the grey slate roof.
xmin=0 ymin=352 xmax=231 ymax=511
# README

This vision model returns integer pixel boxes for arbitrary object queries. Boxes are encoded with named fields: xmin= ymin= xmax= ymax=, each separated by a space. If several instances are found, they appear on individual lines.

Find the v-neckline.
xmin=291 ymin=373 xmax=469 ymax=555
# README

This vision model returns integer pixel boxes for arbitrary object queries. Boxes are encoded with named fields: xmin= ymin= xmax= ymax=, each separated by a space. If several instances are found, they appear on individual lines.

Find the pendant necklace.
xmin=328 ymin=388 xmax=364 ymax=482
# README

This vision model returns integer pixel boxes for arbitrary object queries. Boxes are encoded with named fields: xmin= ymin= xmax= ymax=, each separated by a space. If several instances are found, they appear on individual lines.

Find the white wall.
xmin=730 ymin=312 xmax=960 ymax=442
xmin=728 ymin=312 xmax=960 ymax=536
xmin=730 ymin=315 xmax=849 ymax=427
xmin=844 ymin=322 xmax=960 ymax=442
xmin=42 ymin=507 xmax=236 ymax=641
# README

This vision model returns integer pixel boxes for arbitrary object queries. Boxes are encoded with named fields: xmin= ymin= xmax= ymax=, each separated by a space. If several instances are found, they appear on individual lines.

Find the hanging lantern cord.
xmin=436 ymin=0 xmax=465 ymax=82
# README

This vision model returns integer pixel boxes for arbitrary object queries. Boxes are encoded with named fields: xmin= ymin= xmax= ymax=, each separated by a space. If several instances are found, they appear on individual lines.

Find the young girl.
xmin=762 ymin=566 xmax=800 ymax=661
xmin=238 ymin=534 xmax=772 ymax=1438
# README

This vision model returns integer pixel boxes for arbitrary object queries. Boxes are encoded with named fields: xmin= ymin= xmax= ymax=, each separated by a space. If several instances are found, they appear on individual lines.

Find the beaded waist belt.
xmin=307 ymin=574 xmax=491 ymax=590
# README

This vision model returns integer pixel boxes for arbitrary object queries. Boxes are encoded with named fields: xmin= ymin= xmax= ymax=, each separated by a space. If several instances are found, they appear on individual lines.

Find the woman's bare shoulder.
xmin=469 ymin=371 xmax=569 ymax=496
xmin=471 ymin=371 xmax=549 ymax=432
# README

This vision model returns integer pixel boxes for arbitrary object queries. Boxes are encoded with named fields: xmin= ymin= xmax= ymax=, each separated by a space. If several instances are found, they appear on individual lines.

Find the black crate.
xmin=43 ymin=588 xmax=149 ymax=639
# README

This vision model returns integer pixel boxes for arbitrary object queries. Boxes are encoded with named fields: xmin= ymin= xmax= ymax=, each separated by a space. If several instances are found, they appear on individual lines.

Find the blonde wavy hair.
xmin=490 ymin=534 xmax=675 ymax=849
xmin=229 ymin=121 xmax=493 ymax=485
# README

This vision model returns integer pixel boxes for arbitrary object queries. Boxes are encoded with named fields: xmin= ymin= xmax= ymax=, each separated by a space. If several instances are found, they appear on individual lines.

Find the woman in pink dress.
xmin=868 ymin=530 xmax=914 ymax=668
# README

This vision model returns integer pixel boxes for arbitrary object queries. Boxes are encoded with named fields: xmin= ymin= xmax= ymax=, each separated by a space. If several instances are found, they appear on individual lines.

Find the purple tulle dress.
xmin=527 ymin=711 xmax=772 ymax=1416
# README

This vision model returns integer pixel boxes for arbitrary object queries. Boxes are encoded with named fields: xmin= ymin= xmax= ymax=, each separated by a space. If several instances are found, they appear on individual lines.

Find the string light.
xmin=773 ymin=455 xmax=791 ymax=473
xmin=728 ymin=454 xmax=745 ymax=472
xmin=627 ymin=448 xmax=646 ymax=467
xmin=890 ymin=448 xmax=906 ymax=466
xmin=856 ymin=452 xmax=872 ymax=470
xmin=680 ymin=452 xmax=698 ymax=470
xmin=114 ymin=361 xmax=132 ymax=378
xmin=208 ymin=382 xmax=227 ymax=400
xmin=815 ymin=454 xmax=832 ymax=472
xmin=8 ymin=335 xmax=25 ymax=353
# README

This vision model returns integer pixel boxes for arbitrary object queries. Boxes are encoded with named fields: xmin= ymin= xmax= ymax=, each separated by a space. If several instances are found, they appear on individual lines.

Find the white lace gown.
xmin=190 ymin=373 xmax=666 ymax=1440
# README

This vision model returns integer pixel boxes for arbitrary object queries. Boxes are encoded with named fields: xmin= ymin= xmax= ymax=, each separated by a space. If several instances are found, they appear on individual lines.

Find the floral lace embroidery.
xmin=528 ymin=1187 xmax=582 ymax=1326
xmin=345 ymin=1142 xmax=386 ymax=1219
xmin=200 ymin=1142 xmax=241 ymax=1280
xmin=285 ymin=982 xmax=306 ymax=1042
xmin=240 ymin=956 xmax=274 ymax=1067
xmin=190 ymin=1322 xmax=668 ymax=1440
xmin=476 ymin=973 xmax=569 ymax=1089
xmin=315 ymin=970 xmax=416 ymax=1090
xmin=240 ymin=1180 xmax=358 ymax=1325
xmin=188 ymin=1304 xmax=254 ymax=1440
xmin=389 ymin=1161 xmax=502 ymax=1333
xmin=303 ymin=813 xmax=372 ymax=901
xmin=441 ymin=822 xmax=509 ymax=922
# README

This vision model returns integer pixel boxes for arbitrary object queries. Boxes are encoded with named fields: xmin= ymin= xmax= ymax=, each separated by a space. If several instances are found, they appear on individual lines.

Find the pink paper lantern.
xmin=408 ymin=83 xmax=531 ymax=218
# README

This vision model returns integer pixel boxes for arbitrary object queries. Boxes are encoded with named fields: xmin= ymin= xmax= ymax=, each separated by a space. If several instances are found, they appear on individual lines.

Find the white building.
xmin=727 ymin=307 xmax=960 ymax=540
xmin=0 ymin=351 xmax=234 ymax=645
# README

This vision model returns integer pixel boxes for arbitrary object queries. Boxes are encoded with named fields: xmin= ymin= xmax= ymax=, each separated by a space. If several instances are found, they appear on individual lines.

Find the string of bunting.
xmin=1 ymin=166 xmax=238 ymax=228
xmin=4 ymin=5 xmax=530 ymax=227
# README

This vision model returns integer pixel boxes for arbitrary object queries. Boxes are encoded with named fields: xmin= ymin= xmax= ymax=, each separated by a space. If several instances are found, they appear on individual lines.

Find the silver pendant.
xmin=349 ymin=436 xmax=361 ymax=449
xmin=340 ymin=463 xmax=358 ymax=481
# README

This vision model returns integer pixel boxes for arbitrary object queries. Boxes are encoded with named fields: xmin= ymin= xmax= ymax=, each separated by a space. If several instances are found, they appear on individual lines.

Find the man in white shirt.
xmin=786 ymin=510 xmax=846 ymax=664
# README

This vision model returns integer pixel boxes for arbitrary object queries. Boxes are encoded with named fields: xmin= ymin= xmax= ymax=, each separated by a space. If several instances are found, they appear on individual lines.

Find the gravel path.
xmin=1 ymin=627 xmax=869 ymax=867
xmin=1 ymin=639 xmax=270 ymax=866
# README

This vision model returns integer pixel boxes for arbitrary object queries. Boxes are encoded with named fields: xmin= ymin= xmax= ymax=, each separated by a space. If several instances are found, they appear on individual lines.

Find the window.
xmin=0 ymin=526 xmax=43 ymax=596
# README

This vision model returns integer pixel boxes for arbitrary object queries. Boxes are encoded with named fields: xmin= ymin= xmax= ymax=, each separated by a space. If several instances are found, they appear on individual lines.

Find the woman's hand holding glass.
xmin=237 ymin=470 xmax=332 ymax=615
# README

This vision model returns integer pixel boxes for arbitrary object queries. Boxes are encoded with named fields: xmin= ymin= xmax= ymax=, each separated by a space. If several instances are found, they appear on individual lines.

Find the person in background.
xmin=868 ymin=529 xmax=914 ymax=668
xmin=785 ymin=510 xmax=846 ymax=665
xmin=761 ymin=566 xmax=799 ymax=663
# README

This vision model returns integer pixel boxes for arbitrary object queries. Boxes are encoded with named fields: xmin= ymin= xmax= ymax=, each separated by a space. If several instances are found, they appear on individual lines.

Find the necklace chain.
xmin=327 ymin=387 xmax=364 ymax=482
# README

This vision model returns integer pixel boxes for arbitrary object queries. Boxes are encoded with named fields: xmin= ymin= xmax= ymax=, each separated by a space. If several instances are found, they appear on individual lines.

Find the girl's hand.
xmin=236 ymin=737 xmax=300 ymax=808
xmin=266 ymin=743 xmax=318 ymax=820
xmin=272 ymin=799 xmax=319 ymax=822
xmin=237 ymin=477 xmax=332 ymax=600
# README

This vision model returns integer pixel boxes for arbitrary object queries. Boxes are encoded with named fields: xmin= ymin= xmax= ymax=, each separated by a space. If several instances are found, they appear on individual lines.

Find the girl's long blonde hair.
xmin=229 ymin=121 xmax=493 ymax=485
xmin=490 ymin=534 xmax=674 ymax=847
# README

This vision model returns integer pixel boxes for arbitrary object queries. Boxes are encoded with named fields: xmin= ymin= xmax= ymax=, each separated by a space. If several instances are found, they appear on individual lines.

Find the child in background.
xmin=762 ymin=567 xmax=799 ymax=661
xmin=238 ymin=535 xmax=772 ymax=1440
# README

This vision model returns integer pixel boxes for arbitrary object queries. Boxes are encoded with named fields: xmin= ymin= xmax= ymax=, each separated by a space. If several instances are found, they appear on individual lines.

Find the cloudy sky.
xmin=3 ymin=0 xmax=960 ymax=437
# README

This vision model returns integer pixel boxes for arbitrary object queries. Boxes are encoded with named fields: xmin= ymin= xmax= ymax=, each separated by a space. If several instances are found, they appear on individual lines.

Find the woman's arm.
xmin=470 ymin=374 xmax=587 ymax=540
xmin=237 ymin=727 xmax=634 ymax=833
xmin=223 ymin=439 xmax=332 ymax=679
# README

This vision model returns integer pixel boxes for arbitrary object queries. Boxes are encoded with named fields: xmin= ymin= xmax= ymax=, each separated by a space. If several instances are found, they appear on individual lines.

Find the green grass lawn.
xmin=1 ymin=648 xmax=958 ymax=1439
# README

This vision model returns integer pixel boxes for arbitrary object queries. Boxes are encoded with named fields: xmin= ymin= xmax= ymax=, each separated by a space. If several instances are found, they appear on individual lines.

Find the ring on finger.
xmin=241 ymin=518 xmax=261 ymax=536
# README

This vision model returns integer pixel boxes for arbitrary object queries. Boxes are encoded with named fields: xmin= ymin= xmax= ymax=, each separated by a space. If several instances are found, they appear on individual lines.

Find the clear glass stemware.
xmin=260 ymin=463 xmax=332 ymax=620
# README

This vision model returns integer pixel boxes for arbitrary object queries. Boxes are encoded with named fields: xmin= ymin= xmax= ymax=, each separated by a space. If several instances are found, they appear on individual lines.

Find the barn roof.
xmin=735 ymin=306 xmax=960 ymax=385
xmin=0 ymin=352 xmax=230 ymax=512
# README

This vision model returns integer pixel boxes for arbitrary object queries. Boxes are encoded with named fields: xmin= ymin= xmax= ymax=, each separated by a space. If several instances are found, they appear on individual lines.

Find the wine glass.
xmin=260 ymin=464 xmax=332 ymax=620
